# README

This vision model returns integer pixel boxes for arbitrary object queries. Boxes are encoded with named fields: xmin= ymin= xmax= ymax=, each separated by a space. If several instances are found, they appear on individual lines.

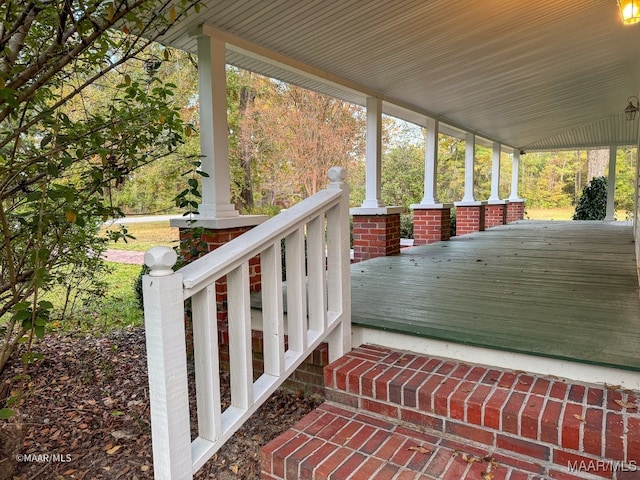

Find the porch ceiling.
xmin=159 ymin=0 xmax=640 ymax=151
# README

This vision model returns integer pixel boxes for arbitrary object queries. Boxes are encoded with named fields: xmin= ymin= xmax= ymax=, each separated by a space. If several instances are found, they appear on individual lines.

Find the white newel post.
xmin=326 ymin=166 xmax=352 ymax=362
xmin=143 ymin=247 xmax=192 ymax=480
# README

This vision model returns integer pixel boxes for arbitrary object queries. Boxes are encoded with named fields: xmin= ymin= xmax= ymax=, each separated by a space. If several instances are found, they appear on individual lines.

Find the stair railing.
xmin=142 ymin=167 xmax=351 ymax=479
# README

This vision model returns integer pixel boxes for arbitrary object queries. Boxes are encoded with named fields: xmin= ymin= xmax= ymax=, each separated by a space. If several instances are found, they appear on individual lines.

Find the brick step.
xmin=261 ymin=402 xmax=613 ymax=479
xmin=261 ymin=345 xmax=639 ymax=479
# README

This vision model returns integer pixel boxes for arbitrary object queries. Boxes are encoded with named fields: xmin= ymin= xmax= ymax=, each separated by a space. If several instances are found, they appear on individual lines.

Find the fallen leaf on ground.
xmin=111 ymin=430 xmax=136 ymax=440
xmin=106 ymin=445 xmax=122 ymax=455
xmin=614 ymin=399 xmax=637 ymax=409
xmin=572 ymin=414 xmax=586 ymax=423
xmin=605 ymin=383 xmax=621 ymax=391
xmin=408 ymin=446 xmax=431 ymax=454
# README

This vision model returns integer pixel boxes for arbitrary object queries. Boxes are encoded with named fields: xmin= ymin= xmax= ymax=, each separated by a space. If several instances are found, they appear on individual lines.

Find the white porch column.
xmin=420 ymin=118 xmax=439 ymax=205
xmin=361 ymin=96 xmax=385 ymax=208
xmin=196 ymin=34 xmax=238 ymax=218
xmin=461 ymin=132 xmax=476 ymax=203
xmin=509 ymin=150 xmax=522 ymax=201
xmin=606 ymin=145 xmax=617 ymax=221
xmin=488 ymin=142 xmax=502 ymax=202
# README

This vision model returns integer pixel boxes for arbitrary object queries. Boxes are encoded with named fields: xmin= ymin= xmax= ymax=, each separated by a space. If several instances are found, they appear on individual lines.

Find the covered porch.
xmin=139 ymin=2 xmax=640 ymax=477
xmin=351 ymin=220 xmax=640 ymax=387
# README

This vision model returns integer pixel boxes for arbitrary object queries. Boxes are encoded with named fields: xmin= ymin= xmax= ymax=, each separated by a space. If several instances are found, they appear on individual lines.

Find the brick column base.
xmin=506 ymin=200 xmax=525 ymax=223
xmin=411 ymin=206 xmax=452 ymax=245
xmin=484 ymin=202 xmax=507 ymax=229
xmin=454 ymin=204 xmax=486 ymax=235
xmin=178 ymin=226 xmax=261 ymax=321
xmin=351 ymin=210 xmax=402 ymax=262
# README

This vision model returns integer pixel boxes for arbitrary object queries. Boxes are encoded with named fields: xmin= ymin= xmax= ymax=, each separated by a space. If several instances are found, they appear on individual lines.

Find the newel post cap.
xmin=327 ymin=166 xmax=347 ymax=188
xmin=144 ymin=246 xmax=178 ymax=277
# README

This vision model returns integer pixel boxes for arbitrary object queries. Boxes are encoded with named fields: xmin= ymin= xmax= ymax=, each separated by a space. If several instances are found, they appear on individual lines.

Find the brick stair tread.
xmin=320 ymin=345 xmax=639 ymax=479
xmin=261 ymin=402 xmax=608 ymax=480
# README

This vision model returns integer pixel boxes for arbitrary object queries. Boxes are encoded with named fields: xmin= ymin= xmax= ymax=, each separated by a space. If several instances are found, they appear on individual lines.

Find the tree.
xmin=436 ymin=135 xmax=465 ymax=203
xmin=587 ymin=148 xmax=608 ymax=181
xmin=0 ymin=0 xmax=198 ymax=376
xmin=240 ymin=80 xmax=365 ymax=209
xmin=381 ymin=143 xmax=424 ymax=207
xmin=573 ymin=176 xmax=607 ymax=220
xmin=614 ymin=147 xmax=636 ymax=215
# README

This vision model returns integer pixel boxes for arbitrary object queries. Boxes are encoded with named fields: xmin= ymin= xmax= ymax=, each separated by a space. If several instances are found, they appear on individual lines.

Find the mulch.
xmin=0 ymin=328 xmax=322 ymax=480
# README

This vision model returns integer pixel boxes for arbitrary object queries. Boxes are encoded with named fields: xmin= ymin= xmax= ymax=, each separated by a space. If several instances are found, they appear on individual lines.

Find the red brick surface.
xmin=179 ymin=226 xmax=261 ymax=321
xmin=506 ymin=200 xmax=525 ymax=223
xmin=262 ymin=345 xmax=640 ymax=479
xmin=456 ymin=205 xmax=486 ymax=235
xmin=485 ymin=203 xmax=507 ymax=228
xmin=412 ymin=207 xmax=452 ymax=245
xmin=352 ymin=214 xmax=401 ymax=262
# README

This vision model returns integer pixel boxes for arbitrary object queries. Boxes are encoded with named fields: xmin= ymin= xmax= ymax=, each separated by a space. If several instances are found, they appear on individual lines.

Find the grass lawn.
xmin=101 ymin=221 xmax=179 ymax=251
xmin=525 ymin=207 xmax=574 ymax=220
xmin=45 ymin=261 xmax=143 ymax=334
xmin=525 ymin=207 xmax=629 ymax=221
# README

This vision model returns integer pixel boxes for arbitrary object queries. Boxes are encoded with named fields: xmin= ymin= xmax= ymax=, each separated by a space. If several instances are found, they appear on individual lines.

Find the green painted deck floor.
xmin=351 ymin=220 xmax=640 ymax=371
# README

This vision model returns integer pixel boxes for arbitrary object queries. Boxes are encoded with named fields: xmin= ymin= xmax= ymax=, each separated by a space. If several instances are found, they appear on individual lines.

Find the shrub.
xmin=573 ymin=176 xmax=607 ymax=220
xmin=400 ymin=214 xmax=414 ymax=239
xmin=450 ymin=210 xmax=457 ymax=237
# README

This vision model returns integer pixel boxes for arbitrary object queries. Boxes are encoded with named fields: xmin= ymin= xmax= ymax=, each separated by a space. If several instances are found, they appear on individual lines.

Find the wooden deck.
xmin=351 ymin=221 xmax=640 ymax=372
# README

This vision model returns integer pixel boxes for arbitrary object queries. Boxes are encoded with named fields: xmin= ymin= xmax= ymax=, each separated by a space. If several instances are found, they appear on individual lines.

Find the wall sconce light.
xmin=618 ymin=0 xmax=640 ymax=25
xmin=624 ymin=96 xmax=639 ymax=121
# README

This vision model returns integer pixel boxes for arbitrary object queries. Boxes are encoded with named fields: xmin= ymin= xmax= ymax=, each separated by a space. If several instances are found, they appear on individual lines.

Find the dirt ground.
xmin=0 ymin=328 xmax=321 ymax=480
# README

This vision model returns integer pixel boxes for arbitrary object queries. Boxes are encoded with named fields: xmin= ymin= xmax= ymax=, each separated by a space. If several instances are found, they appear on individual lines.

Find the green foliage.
xmin=437 ymin=137 xmax=465 ymax=203
xmin=0 ymin=0 xmax=199 ymax=375
xmin=174 ymin=160 xmax=210 ymax=215
xmin=86 ymin=262 xmax=143 ymax=331
xmin=520 ymin=151 xmax=580 ymax=208
xmin=613 ymin=147 xmax=636 ymax=214
xmin=400 ymin=214 xmax=414 ymax=239
xmin=573 ymin=176 xmax=607 ymax=220
xmin=450 ymin=210 xmax=457 ymax=237
xmin=382 ymin=144 xmax=424 ymax=207
xmin=134 ymin=265 xmax=151 ymax=311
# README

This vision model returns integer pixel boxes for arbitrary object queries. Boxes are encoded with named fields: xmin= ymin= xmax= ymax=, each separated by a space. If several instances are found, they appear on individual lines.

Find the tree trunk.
xmin=239 ymin=85 xmax=255 ymax=210
xmin=586 ymin=148 xmax=608 ymax=181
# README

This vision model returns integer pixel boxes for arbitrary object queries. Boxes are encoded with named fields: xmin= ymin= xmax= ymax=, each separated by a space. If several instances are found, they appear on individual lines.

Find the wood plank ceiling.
xmin=158 ymin=0 xmax=640 ymax=151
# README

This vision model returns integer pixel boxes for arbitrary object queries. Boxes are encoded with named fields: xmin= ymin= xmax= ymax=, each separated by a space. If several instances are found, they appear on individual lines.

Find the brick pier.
xmin=351 ymin=209 xmax=403 ymax=262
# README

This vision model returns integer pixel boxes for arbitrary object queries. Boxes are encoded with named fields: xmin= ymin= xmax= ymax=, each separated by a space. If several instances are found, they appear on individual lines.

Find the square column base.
xmin=506 ymin=200 xmax=525 ymax=223
xmin=351 ymin=211 xmax=402 ymax=263
xmin=485 ymin=202 xmax=507 ymax=229
xmin=454 ymin=203 xmax=486 ymax=235
xmin=411 ymin=204 xmax=453 ymax=245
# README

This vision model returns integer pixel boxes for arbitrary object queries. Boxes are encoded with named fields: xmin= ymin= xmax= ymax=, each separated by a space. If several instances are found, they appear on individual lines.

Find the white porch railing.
xmin=142 ymin=167 xmax=351 ymax=479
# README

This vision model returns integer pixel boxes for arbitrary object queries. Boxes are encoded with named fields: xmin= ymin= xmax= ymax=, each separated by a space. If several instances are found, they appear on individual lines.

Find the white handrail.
xmin=142 ymin=167 xmax=351 ymax=479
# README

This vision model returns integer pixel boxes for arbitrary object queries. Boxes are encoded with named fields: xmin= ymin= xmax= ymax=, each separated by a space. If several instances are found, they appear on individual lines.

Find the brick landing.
xmin=261 ymin=345 xmax=640 ymax=480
